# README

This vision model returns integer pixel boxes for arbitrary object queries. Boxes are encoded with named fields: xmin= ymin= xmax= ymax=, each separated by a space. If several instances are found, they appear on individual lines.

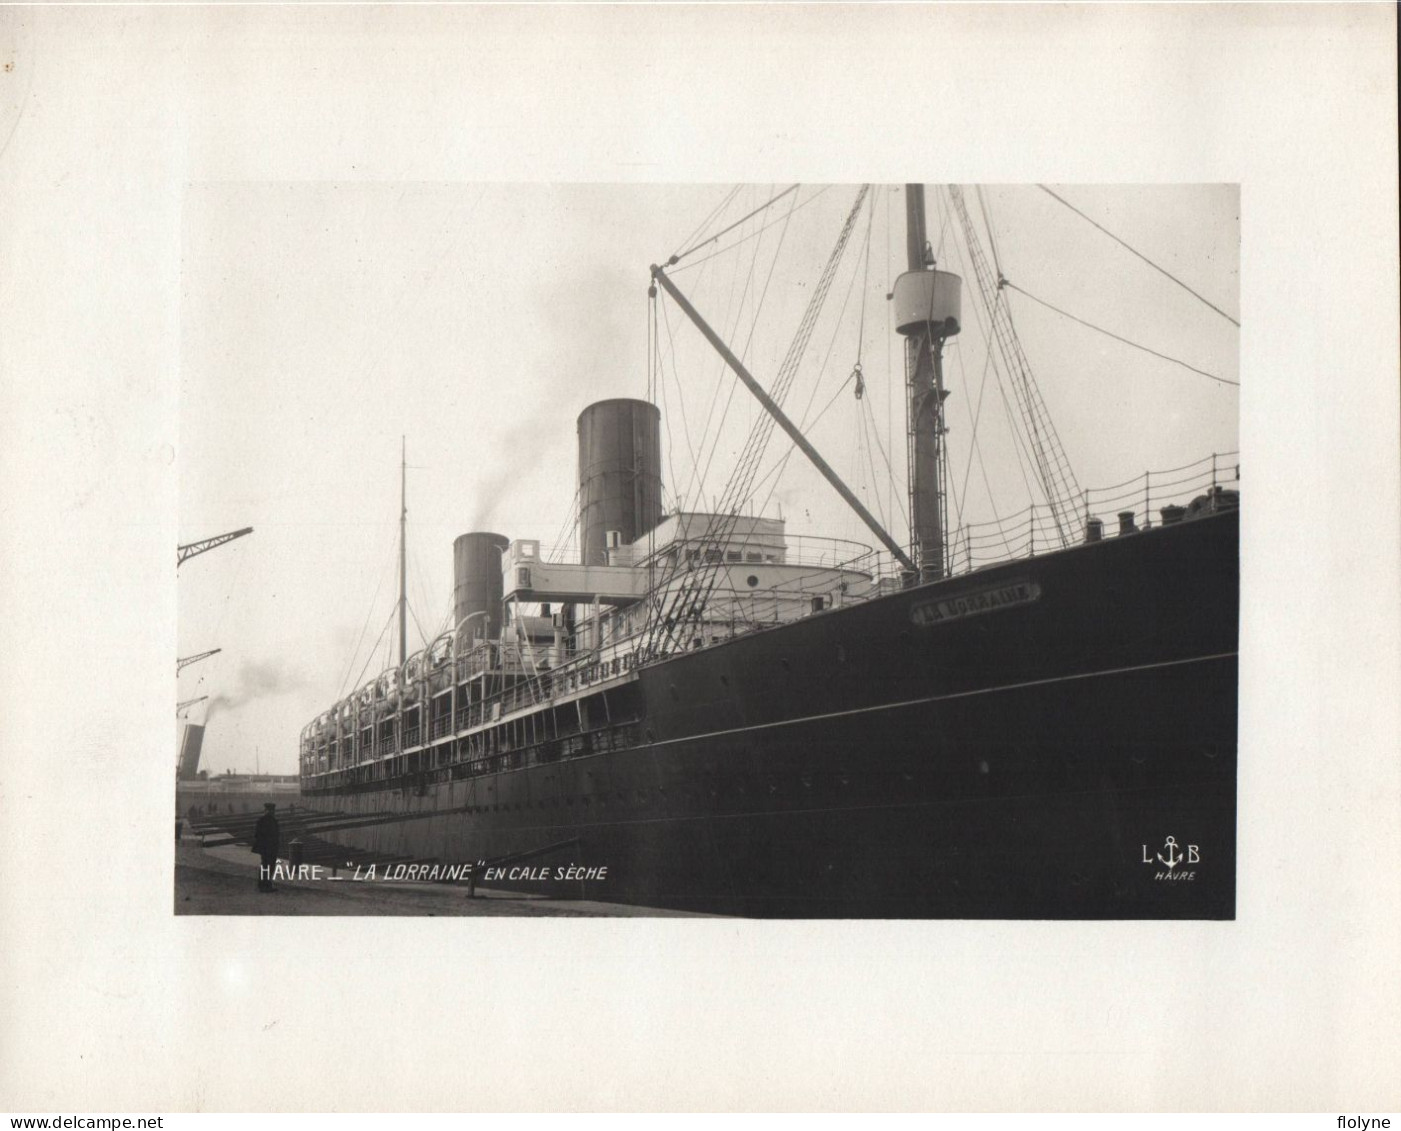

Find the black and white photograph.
xmin=174 ymin=182 xmax=1240 ymax=919
xmin=1 ymin=2 xmax=1396 ymax=1116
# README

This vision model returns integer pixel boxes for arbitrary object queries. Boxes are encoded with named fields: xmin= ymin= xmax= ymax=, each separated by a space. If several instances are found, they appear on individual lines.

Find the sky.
xmin=176 ymin=182 xmax=1239 ymax=775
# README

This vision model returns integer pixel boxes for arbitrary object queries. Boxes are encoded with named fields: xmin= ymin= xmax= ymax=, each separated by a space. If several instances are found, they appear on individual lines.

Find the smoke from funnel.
xmin=470 ymin=260 xmax=640 ymax=532
xmin=468 ymin=410 xmax=563 ymax=531
xmin=206 ymin=659 xmax=309 ymax=721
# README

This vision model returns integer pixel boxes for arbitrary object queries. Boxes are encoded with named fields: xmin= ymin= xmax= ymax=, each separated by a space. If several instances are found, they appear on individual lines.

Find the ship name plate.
xmin=910 ymin=579 xmax=1042 ymax=626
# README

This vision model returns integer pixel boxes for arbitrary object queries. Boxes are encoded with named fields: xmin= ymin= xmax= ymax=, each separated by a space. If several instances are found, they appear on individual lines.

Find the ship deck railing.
xmin=303 ymin=719 xmax=645 ymax=793
xmin=951 ymin=452 xmax=1239 ymax=575
xmin=831 ymin=451 xmax=1242 ymax=588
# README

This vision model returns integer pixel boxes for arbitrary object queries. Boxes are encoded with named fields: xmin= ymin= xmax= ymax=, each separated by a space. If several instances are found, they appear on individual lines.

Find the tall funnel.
xmin=453 ymin=532 xmax=510 ymax=645
xmin=177 ymin=723 xmax=206 ymax=781
xmin=577 ymin=399 xmax=664 ymax=566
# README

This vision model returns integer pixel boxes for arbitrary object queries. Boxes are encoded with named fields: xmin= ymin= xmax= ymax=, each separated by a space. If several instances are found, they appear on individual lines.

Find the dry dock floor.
xmin=175 ymin=844 xmax=712 ymax=917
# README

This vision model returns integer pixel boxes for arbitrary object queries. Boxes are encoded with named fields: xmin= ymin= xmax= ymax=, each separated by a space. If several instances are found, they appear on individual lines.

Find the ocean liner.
xmin=297 ymin=184 xmax=1239 ymax=918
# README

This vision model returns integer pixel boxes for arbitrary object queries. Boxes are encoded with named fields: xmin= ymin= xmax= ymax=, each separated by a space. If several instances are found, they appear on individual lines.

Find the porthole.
xmin=747 ymin=575 xmax=759 ymax=588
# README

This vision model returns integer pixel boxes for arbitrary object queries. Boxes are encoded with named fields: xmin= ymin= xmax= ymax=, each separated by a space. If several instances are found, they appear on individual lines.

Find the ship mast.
xmin=895 ymin=184 xmax=962 ymax=582
xmin=398 ymin=435 xmax=407 ymax=669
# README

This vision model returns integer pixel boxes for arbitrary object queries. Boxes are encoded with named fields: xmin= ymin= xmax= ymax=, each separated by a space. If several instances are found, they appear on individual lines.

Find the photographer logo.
xmin=1142 ymin=835 xmax=1199 ymax=882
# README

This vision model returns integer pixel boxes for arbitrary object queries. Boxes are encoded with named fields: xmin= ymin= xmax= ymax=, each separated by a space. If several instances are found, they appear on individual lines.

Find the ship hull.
xmin=305 ymin=510 xmax=1238 ymax=918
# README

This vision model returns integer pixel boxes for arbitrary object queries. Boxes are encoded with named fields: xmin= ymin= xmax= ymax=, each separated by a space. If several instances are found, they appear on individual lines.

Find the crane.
xmin=177 ymin=527 xmax=252 ymax=567
xmin=177 ymin=648 xmax=222 ymax=673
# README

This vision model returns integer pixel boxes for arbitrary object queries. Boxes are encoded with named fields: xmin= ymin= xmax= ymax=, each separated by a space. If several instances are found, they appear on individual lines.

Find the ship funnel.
xmin=453 ymin=532 xmax=510 ymax=645
xmin=177 ymin=723 xmax=206 ymax=781
xmin=577 ymin=399 xmax=663 ymax=567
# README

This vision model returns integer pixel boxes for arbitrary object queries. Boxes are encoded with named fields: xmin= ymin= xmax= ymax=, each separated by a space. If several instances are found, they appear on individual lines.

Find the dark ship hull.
xmin=304 ymin=507 xmax=1237 ymax=918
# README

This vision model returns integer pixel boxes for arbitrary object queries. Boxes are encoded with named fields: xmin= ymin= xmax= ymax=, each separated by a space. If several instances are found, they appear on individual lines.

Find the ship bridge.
xmin=501 ymin=539 xmax=650 ymax=606
xmin=501 ymin=513 xmax=872 ymax=611
xmin=633 ymin=512 xmax=788 ymax=569
xmin=500 ymin=514 xmax=795 ymax=605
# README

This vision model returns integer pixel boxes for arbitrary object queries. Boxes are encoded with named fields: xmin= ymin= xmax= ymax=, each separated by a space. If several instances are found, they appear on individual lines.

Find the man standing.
xmin=252 ymin=802 xmax=280 ymax=892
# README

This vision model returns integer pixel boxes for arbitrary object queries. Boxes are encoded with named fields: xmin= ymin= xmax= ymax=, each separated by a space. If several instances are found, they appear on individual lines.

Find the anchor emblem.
xmin=1141 ymin=835 xmax=1200 ymax=878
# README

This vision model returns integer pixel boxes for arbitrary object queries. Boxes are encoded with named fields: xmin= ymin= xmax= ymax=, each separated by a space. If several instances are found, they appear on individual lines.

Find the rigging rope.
xmin=409 ymin=544 xmax=435 ymax=652
xmin=1004 ymin=281 xmax=1240 ymax=387
xmin=646 ymin=281 xmax=655 ymax=405
xmin=948 ymin=185 xmax=1081 ymax=547
xmin=685 ymin=215 xmax=754 ymax=494
xmin=671 ymin=185 xmax=742 ymax=264
xmin=546 ymin=484 xmax=583 ymax=564
xmin=672 ymin=184 xmax=799 ymax=264
xmin=656 ymin=317 xmax=684 ymax=510
xmin=750 ymin=365 xmax=865 ymax=519
xmin=939 ymin=193 xmax=1053 ymax=514
xmin=750 ymin=205 xmax=883 ymax=526
xmin=651 ymin=288 xmax=687 ymax=512
xmin=953 ymin=310 xmax=1010 ymax=540
xmin=348 ymin=604 xmax=400 ymax=704
xmin=669 ymin=186 xmax=834 ymax=275
xmin=682 ymin=187 xmax=780 ymax=511
xmin=859 ymin=395 xmax=889 ymax=530
xmin=684 ymin=186 xmax=798 ymax=522
xmin=949 ymin=330 xmax=1017 ymax=564
xmin=658 ymin=296 xmax=704 ymax=497
xmin=975 ymin=186 xmax=1003 ymax=284
xmin=864 ymin=387 xmax=908 ymax=530
xmin=856 ymin=194 xmax=875 ymax=367
xmin=1036 ymin=184 xmax=1241 ymax=328
xmin=336 ymin=530 xmax=397 ymax=699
